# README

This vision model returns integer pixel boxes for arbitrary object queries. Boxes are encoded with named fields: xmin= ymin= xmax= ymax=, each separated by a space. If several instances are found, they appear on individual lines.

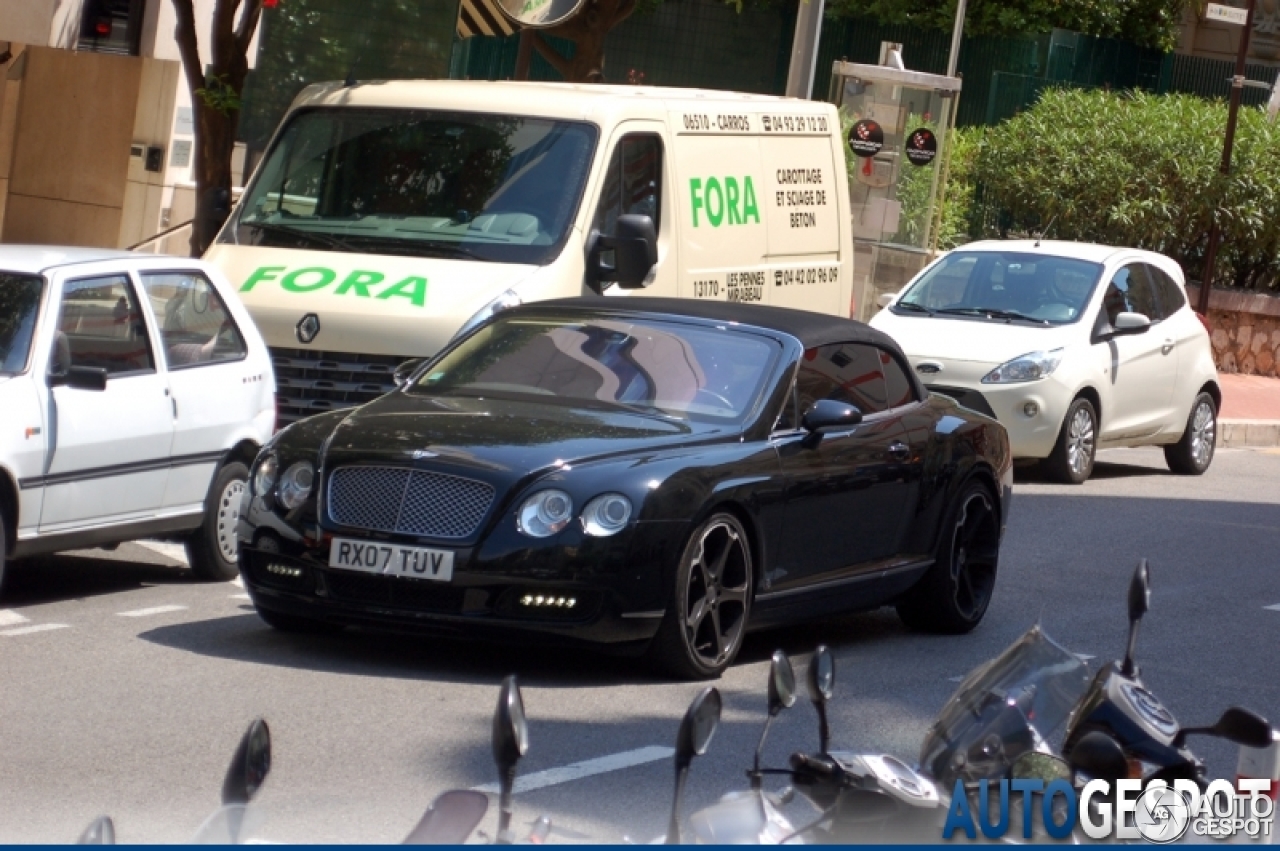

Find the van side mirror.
xmin=50 ymin=365 xmax=109 ymax=391
xmin=586 ymin=214 xmax=657 ymax=293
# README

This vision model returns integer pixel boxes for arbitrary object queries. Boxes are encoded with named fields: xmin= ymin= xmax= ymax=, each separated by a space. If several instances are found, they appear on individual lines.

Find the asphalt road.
xmin=2 ymin=447 xmax=1277 ymax=843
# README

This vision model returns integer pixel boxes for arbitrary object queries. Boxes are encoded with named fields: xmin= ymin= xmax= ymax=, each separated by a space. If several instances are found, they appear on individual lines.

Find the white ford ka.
xmin=870 ymin=241 xmax=1221 ymax=483
xmin=0 ymin=247 xmax=275 ymax=594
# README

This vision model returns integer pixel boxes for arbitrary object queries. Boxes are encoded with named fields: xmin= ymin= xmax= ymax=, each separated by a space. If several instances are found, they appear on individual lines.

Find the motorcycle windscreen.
xmin=918 ymin=625 xmax=1090 ymax=788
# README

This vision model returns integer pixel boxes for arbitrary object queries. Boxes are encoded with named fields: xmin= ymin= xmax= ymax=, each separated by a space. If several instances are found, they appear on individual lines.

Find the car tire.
xmin=0 ymin=510 xmax=9 ymax=599
xmin=1043 ymin=397 xmax=1097 ymax=484
xmin=896 ymin=480 xmax=1000 ymax=634
xmin=255 ymin=605 xmax=342 ymax=635
xmin=647 ymin=511 xmax=753 ymax=680
xmin=1164 ymin=392 xmax=1217 ymax=476
xmin=186 ymin=461 xmax=249 ymax=582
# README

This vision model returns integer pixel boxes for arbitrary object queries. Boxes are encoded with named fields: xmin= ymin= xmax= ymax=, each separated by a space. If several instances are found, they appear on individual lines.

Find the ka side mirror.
xmin=50 ymin=365 xmax=109 ymax=391
xmin=76 ymin=816 xmax=116 ymax=845
xmin=393 ymin=358 xmax=425 ymax=388
xmin=1121 ymin=559 xmax=1150 ymax=675
xmin=586 ymin=214 xmax=657 ymax=293
xmin=1177 ymin=707 xmax=1274 ymax=750
xmin=1112 ymin=312 xmax=1151 ymax=335
xmin=221 ymin=718 xmax=271 ymax=806
xmin=876 ymin=292 xmax=897 ymax=308
xmin=1067 ymin=731 xmax=1129 ymax=783
xmin=668 ymin=686 xmax=721 ymax=844
xmin=807 ymin=645 xmax=835 ymax=753
xmin=492 ymin=675 xmax=529 ymax=840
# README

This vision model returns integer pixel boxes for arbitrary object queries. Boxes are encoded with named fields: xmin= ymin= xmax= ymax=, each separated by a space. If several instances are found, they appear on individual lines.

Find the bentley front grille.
xmin=270 ymin=347 xmax=405 ymax=426
xmin=327 ymin=466 xmax=495 ymax=540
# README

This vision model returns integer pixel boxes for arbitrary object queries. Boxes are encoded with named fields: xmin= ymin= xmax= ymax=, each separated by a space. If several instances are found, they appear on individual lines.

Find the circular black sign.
xmin=905 ymin=128 xmax=938 ymax=167
xmin=848 ymin=119 xmax=884 ymax=158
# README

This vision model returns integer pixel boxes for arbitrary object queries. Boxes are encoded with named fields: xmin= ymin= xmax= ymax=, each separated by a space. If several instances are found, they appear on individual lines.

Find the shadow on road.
xmin=2 ymin=550 xmax=194 ymax=608
xmin=1015 ymin=458 xmax=1173 ymax=484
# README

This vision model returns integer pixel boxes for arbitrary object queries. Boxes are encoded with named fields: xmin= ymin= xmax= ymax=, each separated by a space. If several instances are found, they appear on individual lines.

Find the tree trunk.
xmin=536 ymin=0 xmax=636 ymax=82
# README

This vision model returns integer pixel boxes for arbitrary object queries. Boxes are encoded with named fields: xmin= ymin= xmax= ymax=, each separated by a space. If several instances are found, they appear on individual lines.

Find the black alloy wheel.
xmin=649 ymin=511 xmax=753 ymax=679
xmin=897 ymin=481 xmax=1000 ymax=634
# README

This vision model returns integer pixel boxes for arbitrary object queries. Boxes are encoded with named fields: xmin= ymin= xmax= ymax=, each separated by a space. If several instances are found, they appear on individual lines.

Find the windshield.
xmin=0 ymin=273 xmax=44 ymax=375
xmin=223 ymin=107 xmax=599 ymax=265
xmin=411 ymin=315 xmax=779 ymax=423
xmin=895 ymin=251 xmax=1103 ymax=325
xmin=918 ymin=626 xmax=1090 ymax=788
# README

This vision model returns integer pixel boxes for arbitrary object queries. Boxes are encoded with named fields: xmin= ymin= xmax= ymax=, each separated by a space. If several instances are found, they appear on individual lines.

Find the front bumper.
xmin=926 ymin=380 xmax=1068 ymax=460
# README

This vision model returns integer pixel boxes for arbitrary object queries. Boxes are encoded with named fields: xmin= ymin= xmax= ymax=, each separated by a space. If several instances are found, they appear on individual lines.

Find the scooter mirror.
xmin=669 ymin=686 xmax=721 ymax=844
xmin=1067 ymin=731 xmax=1129 ymax=783
xmin=768 ymin=650 xmax=797 ymax=716
xmin=1212 ymin=707 xmax=1273 ymax=748
xmin=492 ymin=675 xmax=529 ymax=840
xmin=1011 ymin=752 xmax=1072 ymax=784
xmin=807 ymin=645 xmax=835 ymax=703
xmin=221 ymin=719 xmax=271 ymax=806
xmin=76 ymin=816 xmax=116 ymax=845
xmin=1127 ymin=559 xmax=1150 ymax=625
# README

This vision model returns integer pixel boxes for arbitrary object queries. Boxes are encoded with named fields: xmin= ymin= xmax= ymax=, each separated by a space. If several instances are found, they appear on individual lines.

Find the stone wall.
xmin=1185 ymin=285 xmax=1280 ymax=378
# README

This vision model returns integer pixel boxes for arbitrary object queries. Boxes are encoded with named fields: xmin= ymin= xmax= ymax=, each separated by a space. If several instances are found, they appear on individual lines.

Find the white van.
xmin=204 ymin=81 xmax=855 ymax=425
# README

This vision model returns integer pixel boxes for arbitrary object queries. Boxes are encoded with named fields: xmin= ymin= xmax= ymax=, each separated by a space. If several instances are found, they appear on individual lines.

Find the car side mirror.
xmin=393 ymin=358 xmax=425 ymax=388
xmin=1112 ymin=312 xmax=1151 ymax=335
xmin=802 ymin=399 xmax=863 ymax=433
xmin=50 ymin=365 xmax=109 ymax=391
xmin=586 ymin=214 xmax=657 ymax=293
xmin=877 ymin=292 xmax=897 ymax=308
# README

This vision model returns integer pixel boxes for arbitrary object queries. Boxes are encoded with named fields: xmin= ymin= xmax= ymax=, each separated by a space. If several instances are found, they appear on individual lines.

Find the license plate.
xmin=329 ymin=537 xmax=455 ymax=582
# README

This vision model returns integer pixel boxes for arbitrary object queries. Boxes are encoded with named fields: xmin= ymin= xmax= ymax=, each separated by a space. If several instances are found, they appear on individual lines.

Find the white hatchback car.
xmin=0 ymin=247 xmax=275 ymax=594
xmin=870 ymin=241 xmax=1220 ymax=483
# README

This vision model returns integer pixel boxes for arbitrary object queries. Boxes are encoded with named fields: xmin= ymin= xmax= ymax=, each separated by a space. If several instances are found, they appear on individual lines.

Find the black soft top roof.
xmin=513 ymin=296 xmax=905 ymax=355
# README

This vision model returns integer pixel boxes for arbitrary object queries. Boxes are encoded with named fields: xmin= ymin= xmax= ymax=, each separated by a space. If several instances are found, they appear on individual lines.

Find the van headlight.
xmin=517 ymin=489 xmax=573 ymax=538
xmin=982 ymin=349 xmax=1064 ymax=384
xmin=252 ymin=455 xmax=278 ymax=496
xmin=277 ymin=461 xmax=315 ymax=510
xmin=581 ymin=493 xmax=633 ymax=536
xmin=453 ymin=289 xmax=522 ymax=343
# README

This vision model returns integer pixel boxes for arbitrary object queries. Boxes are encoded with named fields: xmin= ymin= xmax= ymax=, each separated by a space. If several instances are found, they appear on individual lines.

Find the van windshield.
xmin=222 ymin=107 xmax=598 ymax=266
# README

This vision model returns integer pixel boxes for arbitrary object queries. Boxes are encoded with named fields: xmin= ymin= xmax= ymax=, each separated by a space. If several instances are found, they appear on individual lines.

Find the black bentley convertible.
xmin=238 ymin=298 xmax=1013 ymax=677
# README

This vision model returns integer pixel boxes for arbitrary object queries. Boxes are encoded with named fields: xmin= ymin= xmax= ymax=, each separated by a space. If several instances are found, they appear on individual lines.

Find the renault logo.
xmin=296 ymin=313 xmax=321 ymax=344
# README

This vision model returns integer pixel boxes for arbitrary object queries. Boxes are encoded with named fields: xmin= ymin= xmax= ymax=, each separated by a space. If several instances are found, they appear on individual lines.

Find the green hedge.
xmin=949 ymin=88 xmax=1280 ymax=291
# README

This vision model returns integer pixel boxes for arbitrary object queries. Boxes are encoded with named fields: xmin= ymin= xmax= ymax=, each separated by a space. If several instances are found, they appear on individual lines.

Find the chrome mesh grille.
xmin=327 ymin=467 xmax=495 ymax=539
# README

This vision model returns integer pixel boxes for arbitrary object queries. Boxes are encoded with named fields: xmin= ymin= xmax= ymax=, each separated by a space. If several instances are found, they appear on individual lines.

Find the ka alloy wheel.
xmin=649 ymin=512 xmax=753 ymax=679
xmin=1044 ymin=397 xmax=1097 ymax=484
xmin=897 ymin=480 xmax=1000 ymax=634
xmin=1165 ymin=392 xmax=1217 ymax=475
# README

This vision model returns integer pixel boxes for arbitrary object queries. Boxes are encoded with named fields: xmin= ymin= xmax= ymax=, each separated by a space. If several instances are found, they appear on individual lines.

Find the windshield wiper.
xmin=893 ymin=301 xmax=936 ymax=315
xmin=239 ymin=220 xmax=356 ymax=251
xmin=935 ymin=307 xmax=1049 ymax=325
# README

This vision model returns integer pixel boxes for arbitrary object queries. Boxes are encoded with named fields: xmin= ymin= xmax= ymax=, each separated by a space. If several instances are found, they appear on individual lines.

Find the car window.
xmin=1145 ymin=264 xmax=1186 ymax=321
xmin=795 ymin=343 xmax=889 ymax=418
xmin=0 ymin=272 xmax=44 ymax=375
xmin=1101 ymin=263 xmax=1159 ymax=326
xmin=414 ymin=315 xmax=776 ymax=422
xmin=592 ymin=134 xmax=662 ymax=235
xmin=880 ymin=349 xmax=916 ymax=408
xmin=54 ymin=274 xmax=154 ymax=376
xmin=140 ymin=272 xmax=248 ymax=369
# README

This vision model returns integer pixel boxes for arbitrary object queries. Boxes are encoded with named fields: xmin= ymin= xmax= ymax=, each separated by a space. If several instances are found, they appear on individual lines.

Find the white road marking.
xmin=117 ymin=605 xmax=189 ymax=618
xmin=137 ymin=540 xmax=190 ymax=564
xmin=472 ymin=745 xmax=674 ymax=795
xmin=947 ymin=676 xmax=964 ymax=683
xmin=1075 ymin=654 xmax=1096 ymax=662
xmin=0 ymin=610 xmax=30 ymax=627
xmin=2 ymin=624 xmax=69 ymax=637
xmin=1265 ymin=604 xmax=1280 ymax=612
xmin=229 ymin=594 xmax=251 ymax=600
xmin=231 ymin=577 xmax=244 ymax=588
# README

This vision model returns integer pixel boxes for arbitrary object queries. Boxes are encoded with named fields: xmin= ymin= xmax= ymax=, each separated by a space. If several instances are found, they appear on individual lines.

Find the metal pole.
xmin=1198 ymin=0 xmax=1257 ymax=316
xmin=946 ymin=0 xmax=967 ymax=78
xmin=514 ymin=29 xmax=533 ymax=80
xmin=786 ymin=0 xmax=826 ymax=99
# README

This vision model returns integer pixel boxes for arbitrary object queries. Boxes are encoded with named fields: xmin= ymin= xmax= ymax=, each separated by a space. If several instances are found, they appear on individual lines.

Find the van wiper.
xmin=894 ymin=301 xmax=936 ymax=315
xmin=240 ymin=220 xmax=356 ymax=251
xmin=935 ymin=307 xmax=1049 ymax=325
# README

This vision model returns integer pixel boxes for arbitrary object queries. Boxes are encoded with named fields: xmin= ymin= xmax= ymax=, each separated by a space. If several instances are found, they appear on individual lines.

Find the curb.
xmin=1220 ymin=419 xmax=1280 ymax=449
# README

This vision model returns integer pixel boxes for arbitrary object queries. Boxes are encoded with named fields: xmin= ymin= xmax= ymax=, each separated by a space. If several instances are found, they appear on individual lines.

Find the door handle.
xmin=887 ymin=441 xmax=910 ymax=460
xmin=1161 ymin=339 xmax=1175 ymax=355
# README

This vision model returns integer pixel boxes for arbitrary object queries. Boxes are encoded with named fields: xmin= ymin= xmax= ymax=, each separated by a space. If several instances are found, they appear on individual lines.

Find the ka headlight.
xmin=277 ymin=461 xmax=315 ymax=510
xmin=252 ymin=454 xmax=278 ymax=496
xmin=982 ymin=349 xmax=1065 ymax=384
xmin=517 ymin=489 xmax=573 ymax=538
xmin=453 ymin=289 xmax=522 ymax=343
xmin=581 ymin=493 xmax=633 ymax=537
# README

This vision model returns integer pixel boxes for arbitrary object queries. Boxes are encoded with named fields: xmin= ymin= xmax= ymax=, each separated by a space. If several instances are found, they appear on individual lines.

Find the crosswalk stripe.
xmin=0 ymin=610 xmax=30 ymax=627
xmin=117 ymin=605 xmax=189 ymax=618
xmin=2 ymin=624 xmax=69 ymax=637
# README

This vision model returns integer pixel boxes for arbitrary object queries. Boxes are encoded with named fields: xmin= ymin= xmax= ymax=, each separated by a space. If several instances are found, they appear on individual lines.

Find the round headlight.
xmin=252 ymin=455 xmax=277 ymax=496
xmin=581 ymin=493 xmax=633 ymax=536
xmin=277 ymin=461 xmax=315 ymax=510
xmin=517 ymin=489 xmax=573 ymax=538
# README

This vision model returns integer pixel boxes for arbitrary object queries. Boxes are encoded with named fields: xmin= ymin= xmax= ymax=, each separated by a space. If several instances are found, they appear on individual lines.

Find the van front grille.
xmin=270 ymin=347 xmax=406 ymax=426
